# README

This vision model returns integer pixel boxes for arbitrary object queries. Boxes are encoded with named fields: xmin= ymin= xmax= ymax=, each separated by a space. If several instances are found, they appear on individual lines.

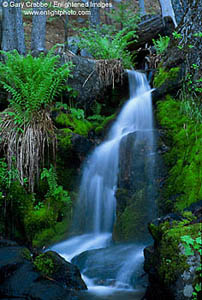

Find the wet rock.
xmin=0 ymin=240 xmax=86 ymax=299
xmin=60 ymin=54 xmax=127 ymax=108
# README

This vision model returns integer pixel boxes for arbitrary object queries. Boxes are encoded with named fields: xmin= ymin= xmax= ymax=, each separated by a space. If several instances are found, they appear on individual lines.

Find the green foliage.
xmin=154 ymin=67 xmax=180 ymax=88
xmin=152 ymin=35 xmax=170 ymax=55
xmin=157 ymin=95 xmax=202 ymax=212
xmin=41 ymin=165 xmax=71 ymax=209
xmin=0 ymin=158 xmax=20 ymax=189
xmin=172 ymin=31 xmax=182 ymax=40
xmin=21 ymin=248 xmax=32 ymax=261
xmin=32 ymin=217 xmax=70 ymax=248
xmin=76 ymin=26 xmax=136 ymax=68
xmin=24 ymin=207 xmax=56 ymax=241
xmin=0 ymin=48 xmax=73 ymax=123
xmin=94 ymin=113 xmax=116 ymax=134
xmin=181 ymin=233 xmax=202 ymax=256
xmin=107 ymin=1 xmax=140 ymax=31
xmin=70 ymin=108 xmax=85 ymax=120
xmin=34 ymin=253 xmax=54 ymax=276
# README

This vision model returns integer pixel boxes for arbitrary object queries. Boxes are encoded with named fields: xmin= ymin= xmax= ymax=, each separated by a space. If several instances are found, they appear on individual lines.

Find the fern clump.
xmin=0 ymin=49 xmax=72 ymax=121
xmin=0 ymin=49 xmax=73 ymax=191
xmin=76 ymin=26 xmax=137 ymax=68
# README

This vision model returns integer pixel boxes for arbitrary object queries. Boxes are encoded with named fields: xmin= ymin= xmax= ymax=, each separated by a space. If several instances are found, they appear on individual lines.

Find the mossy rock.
xmin=34 ymin=251 xmax=87 ymax=290
xmin=147 ymin=217 xmax=201 ymax=286
xmin=113 ymin=189 xmax=149 ymax=242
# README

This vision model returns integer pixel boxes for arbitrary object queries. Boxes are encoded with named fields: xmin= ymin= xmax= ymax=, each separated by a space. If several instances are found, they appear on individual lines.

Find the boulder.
xmin=60 ymin=53 xmax=127 ymax=108
xmin=0 ymin=240 xmax=87 ymax=299
xmin=143 ymin=213 xmax=202 ymax=300
xmin=35 ymin=251 xmax=87 ymax=290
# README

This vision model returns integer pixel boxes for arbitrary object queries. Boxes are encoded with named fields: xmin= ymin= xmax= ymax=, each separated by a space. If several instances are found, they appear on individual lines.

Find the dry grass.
xmin=0 ymin=109 xmax=56 ymax=192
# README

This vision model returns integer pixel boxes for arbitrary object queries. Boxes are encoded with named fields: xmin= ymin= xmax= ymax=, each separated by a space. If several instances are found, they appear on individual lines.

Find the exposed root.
xmin=0 ymin=109 xmax=56 ymax=192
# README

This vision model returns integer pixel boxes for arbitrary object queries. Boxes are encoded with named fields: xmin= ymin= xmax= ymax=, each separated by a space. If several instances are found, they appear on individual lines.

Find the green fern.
xmin=0 ymin=49 xmax=73 ymax=122
xmin=76 ymin=26 xmax=137 ymax=68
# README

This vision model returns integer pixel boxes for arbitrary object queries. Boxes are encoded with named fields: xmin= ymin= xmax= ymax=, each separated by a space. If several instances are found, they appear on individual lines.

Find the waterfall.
xmin=73 ymin=70 xmax=154 ymax=235
xmin=51 ymin=71 xmax=156 ymax=298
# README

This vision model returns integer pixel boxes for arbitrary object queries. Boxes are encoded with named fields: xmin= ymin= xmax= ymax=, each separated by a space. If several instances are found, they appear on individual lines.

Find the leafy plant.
xmin=70 ymin=108 xmax=85 ymax=120
xmin=41 ymin=165 xmax=71 ymax=208
xmin=0 ymin=48 xmax=72 ymax=122
xmin=172 ymin=31 xmax=182 ymax=39
xmin=34 ymin=253 xmax=54 ymax=276
xmin=152 ymin=35 xmax=170 ymax=55
xmin=76 ymin=26 xmax=137 ymax=68
xmin=107 ymin=0 xmax=140 ymax=31
xmin=0 ymin=47 xmax=73 ymax=191
xmin=181 ymin=234 xmax=202 ymax=256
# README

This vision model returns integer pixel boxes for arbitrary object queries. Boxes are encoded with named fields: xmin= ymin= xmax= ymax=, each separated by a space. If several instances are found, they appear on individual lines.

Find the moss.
xmin=34 ymin=253 xmax=55 ymax=276
xmin=57 ymin=128 xmax=72 ymax=149
xmin=156 ymin=95 xmax=202 ymax=213
xmin=32 ymin=217 xmax=71 ymax=248
xmin=21 ymin=247 xmax=32 ymax=261
xmin=154 ymin=221 xmax=200 ymax=285
xmin=56 ymin=112 xmax=92 ymax=137
xmin=24 ymin=207 xmax=57 ymax=242
xmin=154 ymin=67 xmax=180 ymax=88
xmin=113 ymin=189 xmax=149 ymax=242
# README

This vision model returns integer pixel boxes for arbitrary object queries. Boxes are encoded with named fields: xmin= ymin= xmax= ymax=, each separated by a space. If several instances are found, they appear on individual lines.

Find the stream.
xmin=51 ymin=70 xmax=157 ymax=299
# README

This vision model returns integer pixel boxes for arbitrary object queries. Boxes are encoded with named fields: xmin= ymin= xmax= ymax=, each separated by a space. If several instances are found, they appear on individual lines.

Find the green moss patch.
xmin=150 ymin=218 xmax=201 ymax=285
xmin=157 ymin=95 xmax=202 ymax=212
xmin=56 ymin=112 xmax=92 ymax=137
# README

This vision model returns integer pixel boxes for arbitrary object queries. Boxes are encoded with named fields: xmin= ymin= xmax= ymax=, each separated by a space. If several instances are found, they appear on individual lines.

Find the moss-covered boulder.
xmin=144 ymin=211 xmax=202 ymax=300
xmin=34 ymin=251 xmax=87 ymax=290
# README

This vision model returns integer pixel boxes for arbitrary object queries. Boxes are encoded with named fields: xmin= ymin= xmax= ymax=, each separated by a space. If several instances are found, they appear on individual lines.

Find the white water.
xmin=51 ymin=71 xmax=155 ymax=298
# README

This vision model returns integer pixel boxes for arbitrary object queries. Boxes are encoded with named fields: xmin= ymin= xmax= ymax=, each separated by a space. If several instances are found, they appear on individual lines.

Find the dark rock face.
xmin=0 ymin=240 xmax=86 ymax=300
xmin=60 ymin=54 xmax=127 ymax=108
xmin=71 ymin=133 xmax=95 ymax=160
xmin=113 ymin=132 xmax=160 ymax=242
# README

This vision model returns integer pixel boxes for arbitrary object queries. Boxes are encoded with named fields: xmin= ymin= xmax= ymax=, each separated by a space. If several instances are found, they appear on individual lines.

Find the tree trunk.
xmin=31 ymin=0 xmax=46 ymax=53
xmin=138 ymin=0 xmax=146 ymax=16
xmin=90 ymin=0 xmax=100 ymax=27
xmin=129 ymin=15 xmax=175 ymax=51
xmin=158 ymin=0 xmax=177 ymax=27
xmin=170 ymin=0 xmax=188 ymax=25
xmin=64 ymin=15 xmax=69 ymax=51
xmin=1 ymin=0 xmax=26 ymax=54
xmin=154 ymin=0 xmax=202 ymax=99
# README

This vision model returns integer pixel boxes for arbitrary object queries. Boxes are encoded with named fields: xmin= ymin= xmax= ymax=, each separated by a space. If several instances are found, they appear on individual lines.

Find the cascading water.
xmin=51 ymin=71 xmax=157 ymax=299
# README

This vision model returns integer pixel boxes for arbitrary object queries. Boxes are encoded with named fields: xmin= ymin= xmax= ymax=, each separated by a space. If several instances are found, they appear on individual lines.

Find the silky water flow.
xmin=51 ymin=71 xmax=157 ymax=299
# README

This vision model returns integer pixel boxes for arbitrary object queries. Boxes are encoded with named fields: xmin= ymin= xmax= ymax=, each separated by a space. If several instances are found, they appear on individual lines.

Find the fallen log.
xmin=129 ymin=14 xmax=175 ymax=51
